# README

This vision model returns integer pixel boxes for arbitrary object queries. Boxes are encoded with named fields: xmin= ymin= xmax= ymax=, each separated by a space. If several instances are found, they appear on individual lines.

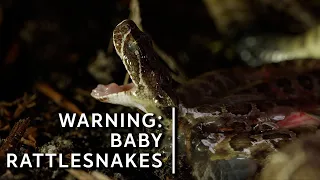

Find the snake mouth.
xmin=91 ymin=82 xmax=135 ymax=102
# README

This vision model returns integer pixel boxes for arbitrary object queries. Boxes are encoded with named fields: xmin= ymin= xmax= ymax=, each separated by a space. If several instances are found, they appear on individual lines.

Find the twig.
xmin=128 ymin=0 xmax=188 ymax=84
xmin=4 ymin=43 xmax=19 ymax=65
xmin=35 ymin=82 xmax=83 ymax=115
xmin=129 ymin=0 xmax=142 ymax=30
xmin=0 ymin=93 xmax=35 ymax=107
xmin=0 ymin=170 xmax=14 ymax=179
xmin=21 ymin=126 xmax=38 ymax=148
xmin=202 ymin=0 xmax=254 ymax=35
xmin=107 ymin=37 xmax=114 ymax=54
xmin=67 ymin=169 xmax=96 ymax=180
xmin=0 ymin=118 xmax=31 ymax=160
xmin=259 ymin=0 xmax=317 ymax=29
xmin=13 ymin=93 xmax=36 ymax=119
xmin=67 ymin=169 xmax=113 ymax=180
xmin=0 ymin=93 xmax=36 ymax=121
xmin=123 ymin=72 xmax=130 ymax=85
xmin=91 ymin=171 xmax=113 ymax=180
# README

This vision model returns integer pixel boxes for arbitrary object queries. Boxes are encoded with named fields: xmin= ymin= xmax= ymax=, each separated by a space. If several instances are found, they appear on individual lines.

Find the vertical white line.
xmin=172 ymin=107 xmax=176 ymax=174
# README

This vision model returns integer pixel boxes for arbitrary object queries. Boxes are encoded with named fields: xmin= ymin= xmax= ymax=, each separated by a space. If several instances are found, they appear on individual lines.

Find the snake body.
xmin=177 ymin=61 xmax=320 ymax=107
xmin=91 ymin=20 xmax=320 ymax=180
xmin=237 ymin=25 xmax=320 ymax=67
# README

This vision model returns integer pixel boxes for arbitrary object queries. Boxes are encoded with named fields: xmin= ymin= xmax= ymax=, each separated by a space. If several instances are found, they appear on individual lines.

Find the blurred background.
xmin=2 ymin=0 xmax=320 ymax=99
xmin=1 ymin=0 xmax=320 ymax=179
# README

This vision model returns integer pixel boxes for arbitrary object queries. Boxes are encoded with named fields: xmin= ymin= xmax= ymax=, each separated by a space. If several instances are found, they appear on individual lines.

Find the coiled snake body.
xmin=91 ymin=20 xmax=320 ymax=180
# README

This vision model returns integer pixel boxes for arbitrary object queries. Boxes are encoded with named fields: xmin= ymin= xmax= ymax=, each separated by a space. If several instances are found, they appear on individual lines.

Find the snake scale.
xmin=91 ymin=19 xmax=320 ymax=180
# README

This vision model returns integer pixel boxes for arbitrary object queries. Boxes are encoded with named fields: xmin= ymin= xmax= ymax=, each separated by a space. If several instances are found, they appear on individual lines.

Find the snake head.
xmin=91 ymin=19 xmax=177 ymax=114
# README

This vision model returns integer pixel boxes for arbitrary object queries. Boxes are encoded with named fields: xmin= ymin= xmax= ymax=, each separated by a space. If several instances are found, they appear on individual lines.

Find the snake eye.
xmin=121 ymin=20 xmax=137 ymax=32
xmin=126 ymin=25 xmax=135 ymax=33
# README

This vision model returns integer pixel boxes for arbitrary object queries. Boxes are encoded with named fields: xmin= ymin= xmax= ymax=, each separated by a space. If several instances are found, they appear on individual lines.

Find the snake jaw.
xmin=91 ymin=83 xmax=133 ymax=101
xmin=91 ymin=82 xmax=151 ymax=113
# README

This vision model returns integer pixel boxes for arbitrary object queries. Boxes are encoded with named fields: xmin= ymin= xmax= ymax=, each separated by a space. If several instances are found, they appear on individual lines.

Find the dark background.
xmin=1 ymin=0 xmax=320 ymax=179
